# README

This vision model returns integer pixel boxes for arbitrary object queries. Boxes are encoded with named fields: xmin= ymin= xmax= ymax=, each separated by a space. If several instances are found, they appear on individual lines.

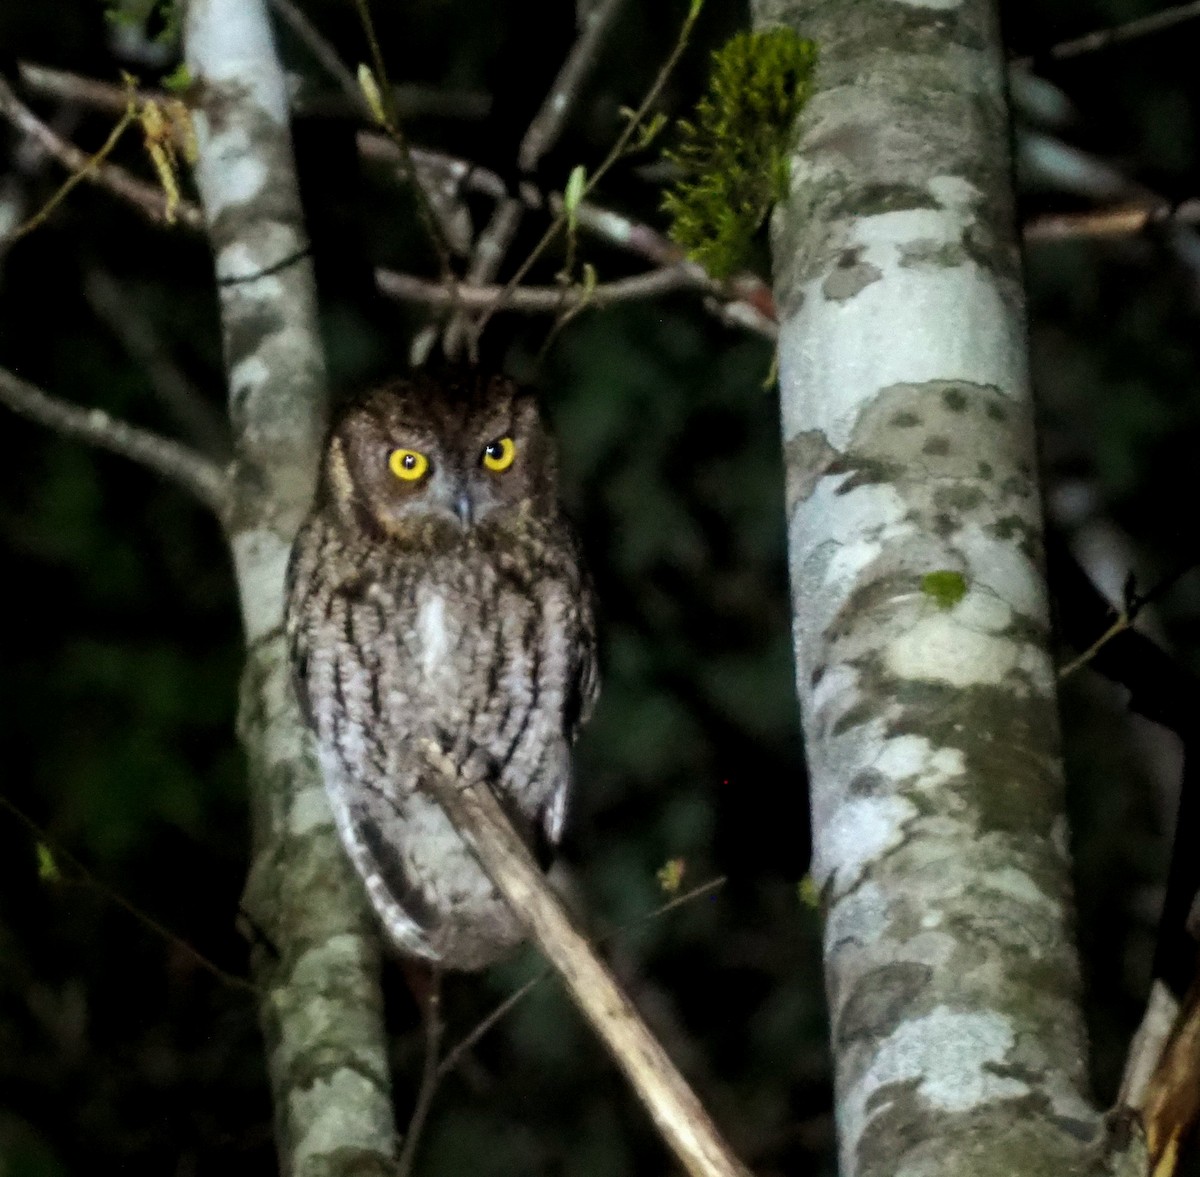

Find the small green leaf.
xmin=36 ymin=842 xmax=61 ymax=884
xmin=563 ymin=164 xmax=587 ymax=232
xmin=161 ymin=63 xmax=192 ymax=93
xmin=921 ymin=570 xmax=967 ymax=609
xmin=628 ymin=111 xmax=667 ymax=154
xmin=797 ymin=876 xmax=819 ymax=909
xmin=357 ymin=63 xmax=387 ymax=126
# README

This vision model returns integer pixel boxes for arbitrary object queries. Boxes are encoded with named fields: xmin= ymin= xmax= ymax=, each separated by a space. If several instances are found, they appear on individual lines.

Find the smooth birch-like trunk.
xmin=184 ymin=3 xmax=397 ymax=1172
xmin=751 ymin=2 xmax=1112 ymax=1173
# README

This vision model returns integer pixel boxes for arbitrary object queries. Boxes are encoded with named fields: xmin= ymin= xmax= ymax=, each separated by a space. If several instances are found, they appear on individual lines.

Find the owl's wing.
xmin=317 ymin=747 xmax=442 ymax=962
xmin=541 ymin=580 xmax=600 ymax=846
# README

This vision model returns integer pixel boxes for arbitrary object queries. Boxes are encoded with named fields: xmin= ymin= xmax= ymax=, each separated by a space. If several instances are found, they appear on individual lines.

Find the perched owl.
xmin=284 ymin=368 xmax=598 ymax=970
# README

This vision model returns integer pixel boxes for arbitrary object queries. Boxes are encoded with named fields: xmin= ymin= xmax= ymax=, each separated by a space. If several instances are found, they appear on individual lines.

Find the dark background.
xmin=1 ymin=1 xmax=1198 ymax=1173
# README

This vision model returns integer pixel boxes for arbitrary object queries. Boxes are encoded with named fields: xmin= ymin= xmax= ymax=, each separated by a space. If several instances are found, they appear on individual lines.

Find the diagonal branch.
xmin=83 ymin=269 xmax=232 ymax=459
xmin=518 ymin=0 xmax=629 ymax=173
xmin=420 ymin=742 xmax=753 ymax=1177
xmin=0 ymin=366 xmax=229 ymax=514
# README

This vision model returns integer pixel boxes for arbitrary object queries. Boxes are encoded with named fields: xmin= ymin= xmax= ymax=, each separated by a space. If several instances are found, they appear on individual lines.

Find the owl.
xmin=284 ymin=368 xmax=598 ymax=971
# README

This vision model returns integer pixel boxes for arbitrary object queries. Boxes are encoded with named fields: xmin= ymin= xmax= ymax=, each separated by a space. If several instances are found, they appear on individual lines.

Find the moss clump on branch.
xmin=662 ymin=27 xmax=816 ymax=279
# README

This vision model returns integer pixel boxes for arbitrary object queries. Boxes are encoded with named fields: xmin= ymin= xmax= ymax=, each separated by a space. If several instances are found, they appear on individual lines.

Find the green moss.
xmin=661 ymin=28 xmax=817 ymax=279
xmin=920 ymin=570 xmax=967 ymax=609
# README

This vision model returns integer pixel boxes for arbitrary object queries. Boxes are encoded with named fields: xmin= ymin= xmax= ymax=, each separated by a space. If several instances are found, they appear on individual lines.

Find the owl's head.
xmin=319 ymin=368 xmax=558 ymax=540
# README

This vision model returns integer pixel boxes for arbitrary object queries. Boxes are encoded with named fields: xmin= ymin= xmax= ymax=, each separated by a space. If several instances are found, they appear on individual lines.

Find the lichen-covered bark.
xmin=184 ymin=2 xmax=396 ymax=1173
xmin=750 ymin=2 xmax=1105 ymax=1174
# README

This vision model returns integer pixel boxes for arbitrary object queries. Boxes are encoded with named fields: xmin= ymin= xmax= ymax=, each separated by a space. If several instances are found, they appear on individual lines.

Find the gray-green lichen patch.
xmin=837 ymin=181 xmax=943 ymax=220
xmin=853 ymin=1085 xmax=1097 ymax=1177
xmin=900 ymin=236 xmax=969 ymax=270
xmin=823 ymin=248 xmax=884 ymax=301
xmin=784 ymin=428 xmax=840 ymax=516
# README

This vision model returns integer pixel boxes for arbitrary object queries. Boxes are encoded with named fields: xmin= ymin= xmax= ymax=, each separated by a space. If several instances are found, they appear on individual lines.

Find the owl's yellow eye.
xmin=388 ymin=448 xmax=429 ymax=481
xmin=482 ymin=437 xmax=516 ymax=473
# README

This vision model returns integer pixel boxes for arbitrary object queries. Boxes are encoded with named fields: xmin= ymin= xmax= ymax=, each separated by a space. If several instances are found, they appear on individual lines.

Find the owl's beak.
xmin=453 ymin=491 xmax=474 ymax=530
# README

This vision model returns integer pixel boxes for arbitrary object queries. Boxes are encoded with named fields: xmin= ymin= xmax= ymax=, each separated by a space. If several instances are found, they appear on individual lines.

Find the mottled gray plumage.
xmin=285 ymin=369 xmax=598 ymax=970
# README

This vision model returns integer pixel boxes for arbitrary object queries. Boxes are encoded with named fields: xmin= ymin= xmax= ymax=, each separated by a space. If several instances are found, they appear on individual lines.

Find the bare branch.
xmin=16 ymin=62 xmax=131 ymax=115
xmin=8 ymin=60 xmax=775 ymax=339
xmin=18 ymin=57 xmax=490 ymax=124
xmin=1015 ymin=0 xmax=1200 ymax=65
xmin=379 ymin=264 xmax=697 ymax=312
xmin=420 ymin=742 xmax=753 ymax=1177
xmin=441 ymin=195 xmax=525 ymax=358
xmin=0 ymin=366 xmax=229 ymax=513
xmin=1024 ymin=200 xmax=1200 ymax=244
xmin=518 ymin=0 xmax=629 ymax=173
xmin=0 ymin=76 xmax=203 ymax=233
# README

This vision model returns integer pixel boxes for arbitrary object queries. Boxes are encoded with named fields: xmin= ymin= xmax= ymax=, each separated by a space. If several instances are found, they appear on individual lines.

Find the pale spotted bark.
xmin=184 ymin=2 xmax=397 ymax=1173
xmin=750 ymin=1 xmax=1121 ymax=1174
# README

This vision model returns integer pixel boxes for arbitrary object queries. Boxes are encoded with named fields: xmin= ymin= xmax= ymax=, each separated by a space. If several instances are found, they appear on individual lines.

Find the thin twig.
xmin=436 ymin=972 xmax=543 ymax=1083
xmin=518 ymin=0 xmax=629 ymax=173
xmin=17 ymin=58 xmax=488 ymax=123
xmin=353 ymin=0 xmax=456 ymax=277
xmin=83 ymin=269 xmax=231 ymax=459
xmin=268 ymin=0 xmax=362 ymax=109
xmin=0 ymin=76 xmax=203 ymax=234
xmin=1058 ymin=613 xmax=1130 ymax=680
xmin=397 ymin=970 xmax=444 ymax=1177
xmin=268 ymin=0 xmax=490 ymax=124
xmin=1014 ymin=0 xmax=1200 ymax=66
xmin=0 ymin=793 xmax=256 ymax=994
xmin=420 ymin=741 xmax=752 ymax=1177
xmin=0 ymin=366 xmax=229 ymax=514
xmin=1058 ymin=558 xmax=1200 ymax=680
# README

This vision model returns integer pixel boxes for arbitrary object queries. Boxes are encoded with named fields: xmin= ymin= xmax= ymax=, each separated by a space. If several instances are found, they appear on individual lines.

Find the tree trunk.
xmin=751 ymin=2 xmax=1104 ymax=1173
xmin=185 ymin=2 xmax=398 ymax=1173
